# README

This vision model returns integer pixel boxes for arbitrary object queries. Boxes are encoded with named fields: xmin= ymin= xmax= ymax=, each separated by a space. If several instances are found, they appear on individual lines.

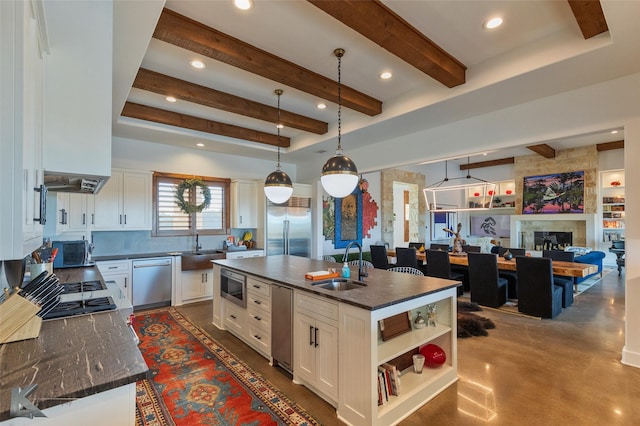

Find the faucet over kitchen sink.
xmin=343 ymin=241 xmax=367 ymax=281
xmin=195 ymin=233 xmax=202 ymax=252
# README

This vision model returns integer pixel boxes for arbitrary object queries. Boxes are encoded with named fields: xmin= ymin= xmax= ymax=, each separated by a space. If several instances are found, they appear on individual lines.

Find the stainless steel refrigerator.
xmin=266 ymin=196 xmax=312 ymax=257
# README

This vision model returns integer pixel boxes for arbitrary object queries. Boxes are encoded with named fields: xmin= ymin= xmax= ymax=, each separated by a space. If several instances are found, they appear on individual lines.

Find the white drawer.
xmin=247 ymin=304 xmax=271 ymax=333
xmin=97 ymin=260 xmax=130 ymax=274
xmin=247 ymin=292 xmax=271 ymax=313
xmin=247 ymin=277 xmax=271 ymax=298
xmin=247 ymin=324 xmax=271 ymax=355
xmin=223 ymin=300 xmax=244 ymax=335
xmin=296 ymin=292 xmax=338 ymax=321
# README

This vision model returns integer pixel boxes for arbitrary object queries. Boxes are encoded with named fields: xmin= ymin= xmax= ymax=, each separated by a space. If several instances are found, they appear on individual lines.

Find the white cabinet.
xmin=93 ymin=169 xmax=151 ymax=230
xmin=96 ymin=260 xmax=132 ymax=302
xmin=231 ymin=180 xmax=258 ymax=228
xmin=337 ymin=288 xmax=458 ymax=426
xmin=225 ymin=250 xmax=264 ymax=260
xmin=56 ymin=193 xmax=94 ymax=233
xmin=246 ymin=277 xmax=272 ymax=358
xmin=222 ymin=299 xmax=245 ymax=337
xmin=181 ymin=270 xmax=212 ymax=301
xmin=0 ymin=0 xmax=46 ymax=259
xmin=294 ymin=292 xmax=339 ymax=403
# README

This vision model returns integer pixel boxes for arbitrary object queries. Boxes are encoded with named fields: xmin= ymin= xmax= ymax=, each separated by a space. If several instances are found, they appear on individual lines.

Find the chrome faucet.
xmin=343 ymin=241 xmax=367 ymax=281
xmin=195 ymin=233 xmax=202 ymax=252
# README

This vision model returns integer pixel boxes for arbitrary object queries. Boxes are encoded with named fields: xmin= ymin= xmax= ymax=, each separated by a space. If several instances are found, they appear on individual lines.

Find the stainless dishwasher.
xmin=271 ymin=284 xmax=293 ymax=372
xmin=132 ymin=257 xmax=173 ymax=309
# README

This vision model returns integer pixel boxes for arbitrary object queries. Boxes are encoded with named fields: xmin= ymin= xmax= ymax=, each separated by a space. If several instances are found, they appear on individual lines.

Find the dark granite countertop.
xmin=93 ymin=248 xmax=264 ymax=262
xmin=0 ymin=267 xmax=148 ymax=420
xmin=213 ymin=255 xmax=460 ymax=311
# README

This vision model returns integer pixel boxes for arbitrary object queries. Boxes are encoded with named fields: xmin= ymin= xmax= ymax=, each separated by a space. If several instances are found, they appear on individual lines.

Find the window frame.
xmin=152 ymin=172 xmax=231 ymax=237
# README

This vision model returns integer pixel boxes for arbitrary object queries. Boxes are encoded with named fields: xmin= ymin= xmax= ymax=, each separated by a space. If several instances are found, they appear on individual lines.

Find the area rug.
xmin=133 ymin=307 xmax=320 ymax=426
xmin=575 ymin=267 xmax=614 ymax=296
xmin=457 ymin=301 xmax=496 ymax=338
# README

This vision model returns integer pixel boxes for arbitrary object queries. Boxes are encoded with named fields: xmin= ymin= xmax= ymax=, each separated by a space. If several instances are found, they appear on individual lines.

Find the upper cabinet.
xmin=56 ymin=193 xmax=95 ymax=234
xmin=42 ymin=1 xmax=112 ymax=179
xmin=466 ymin=180 xmax=515 ymax=209
xmin=93 ymin=170 xmax=152 ymax=231
xmin=231 ymin=180 xmax=258 ymax=228
xmin=0 ymin=1 xmax=46 ymax=259
xmin=600 ymin=169 xmax=625 ymax=242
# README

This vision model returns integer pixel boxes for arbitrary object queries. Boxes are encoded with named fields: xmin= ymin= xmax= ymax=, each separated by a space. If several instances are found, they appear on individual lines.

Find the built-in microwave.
xmin=51 ymin=240 xmax=94 ymax=269
xmin=220 ymin=268 xmax=247 ymax=308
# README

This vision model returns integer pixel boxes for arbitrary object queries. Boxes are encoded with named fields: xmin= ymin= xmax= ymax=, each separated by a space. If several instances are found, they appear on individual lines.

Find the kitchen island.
xmin=212 ymin=255 xmax=460 ymax=426
xmin=0 ymin=267 xmax=147 ymax=425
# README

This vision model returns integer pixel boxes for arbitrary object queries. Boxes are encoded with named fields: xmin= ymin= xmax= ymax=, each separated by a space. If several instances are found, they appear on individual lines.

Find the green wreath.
xmin=175 ymin=178 xmax=211 ymax=214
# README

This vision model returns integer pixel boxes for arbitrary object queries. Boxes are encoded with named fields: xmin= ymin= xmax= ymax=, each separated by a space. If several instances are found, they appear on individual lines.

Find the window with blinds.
xmin=153 ymin=172 xmax=230 ymax=236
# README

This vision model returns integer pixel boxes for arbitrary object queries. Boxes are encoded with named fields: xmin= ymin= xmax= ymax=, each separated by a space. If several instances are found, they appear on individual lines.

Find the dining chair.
xmin=322 ymin=255 xmax=338 ymax=262
xmin=408 ymin=242 xmax=425 ymax=250
xmin=347 ymin=259 xmax=374 ymax=270
xmin=424 ymin=249 xmax=464 ymax=296
xmin=452 ymin=245 xmax=481 ymax=291
xmin=429 ymin=244 xmax=450 ymax=251
xmin=369 ymin=245 xmax=390 ymax=269
xmin=387 ymin=266 xmax=424 ymax=276
xmin=515 ymin=256 xmax=563 ymax=318
xmin=490 ymin=247 xmax=525 ymax=298
xmin=542 ymin=249 xmax=575 ymax=307
xmin=462 ymin=245 xmax=481 ymax=253
xmin=467 ymin=253 xmax=508 ymax=308
xmin=395 ymin=247 xmax=419 ymax=269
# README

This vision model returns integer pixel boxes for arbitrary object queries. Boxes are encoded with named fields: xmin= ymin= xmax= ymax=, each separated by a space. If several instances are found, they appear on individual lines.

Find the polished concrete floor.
xmin=175 ymin=270 xmax=640 ymax=425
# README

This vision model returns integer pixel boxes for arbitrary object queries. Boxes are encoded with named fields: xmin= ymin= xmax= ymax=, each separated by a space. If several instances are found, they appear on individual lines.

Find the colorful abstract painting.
xmin=522 ymin=171 xmax=584 ymax=214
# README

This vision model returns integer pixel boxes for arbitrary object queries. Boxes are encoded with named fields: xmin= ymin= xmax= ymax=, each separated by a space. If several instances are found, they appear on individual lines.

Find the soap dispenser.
xmin=341 ymin=262 xmax=350 ymax=278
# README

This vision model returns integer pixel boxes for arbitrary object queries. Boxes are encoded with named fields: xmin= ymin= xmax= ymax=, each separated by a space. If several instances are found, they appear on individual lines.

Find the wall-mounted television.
xmin=470 ymin=214 xmax=511 ymax=238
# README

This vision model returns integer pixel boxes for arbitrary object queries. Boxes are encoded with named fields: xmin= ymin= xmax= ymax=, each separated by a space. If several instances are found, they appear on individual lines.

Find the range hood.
xmin=44 ymin=172 xmax=110 ymax=194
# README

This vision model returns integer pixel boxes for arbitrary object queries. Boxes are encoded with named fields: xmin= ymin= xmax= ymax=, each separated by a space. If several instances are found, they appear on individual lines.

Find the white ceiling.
xmin=112 ymin=0 xmax=637 ymax=167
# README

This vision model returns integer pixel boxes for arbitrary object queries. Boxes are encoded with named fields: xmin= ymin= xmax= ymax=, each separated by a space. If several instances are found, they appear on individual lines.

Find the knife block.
xmin=0 ymin=293 xmax=42 ymax=343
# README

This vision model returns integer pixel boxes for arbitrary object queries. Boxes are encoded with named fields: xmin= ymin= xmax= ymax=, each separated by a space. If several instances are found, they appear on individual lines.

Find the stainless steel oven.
xmin=220 ymin=268 xmax=246 ymax=308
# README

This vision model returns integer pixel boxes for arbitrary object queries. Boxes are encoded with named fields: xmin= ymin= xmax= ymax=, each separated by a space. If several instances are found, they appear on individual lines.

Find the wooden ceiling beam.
xmin=133 ymin=68 xmax=328 ymax=135
xmin=597 ymin=140 xmax=624 ymax=151
xmin=308 ymin=0 xmax=466 ymax=88
xmin=567 ymin=0 xmax=609 ymax=39
xmin=527 ymin=144 xmax=556 ymax=158
xmin=122 ymin=102 xmax=290 ymax=148
xmin=153 ymin=8 xmax=382 ymax=116
xmin=459 ymin=157 xmax=515 ymax=171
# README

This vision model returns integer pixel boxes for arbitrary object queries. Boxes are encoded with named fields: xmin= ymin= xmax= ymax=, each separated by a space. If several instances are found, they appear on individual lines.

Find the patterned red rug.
xmin=134 ymin=307 xmax=319 ymax=426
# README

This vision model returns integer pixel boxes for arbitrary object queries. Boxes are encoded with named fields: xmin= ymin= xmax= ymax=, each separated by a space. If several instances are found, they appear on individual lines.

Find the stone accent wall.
xmin=380 ymin=169 xmax=426 ymax=245
xmin=514 ymin=145 xmax=598 ymax=214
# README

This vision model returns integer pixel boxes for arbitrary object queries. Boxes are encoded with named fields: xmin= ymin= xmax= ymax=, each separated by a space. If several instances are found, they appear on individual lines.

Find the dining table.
xmin=387 ymin=250 xmax=598 ymax=278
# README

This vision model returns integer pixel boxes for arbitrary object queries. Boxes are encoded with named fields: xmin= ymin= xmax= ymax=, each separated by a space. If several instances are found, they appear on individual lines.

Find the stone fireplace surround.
xmin=510 ymin=214 xmax=597 ymax=251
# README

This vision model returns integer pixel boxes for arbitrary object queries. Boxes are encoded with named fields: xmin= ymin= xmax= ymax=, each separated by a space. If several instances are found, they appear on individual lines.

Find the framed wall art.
xmin=522 ymin=171 xmax=584 ymax=214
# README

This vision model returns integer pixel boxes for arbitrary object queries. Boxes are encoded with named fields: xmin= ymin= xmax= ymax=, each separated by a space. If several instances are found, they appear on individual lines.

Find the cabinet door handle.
xmin=230 ymin=314 xmax=237 ymax=320
xmin=33 ymin=184 xmax=47 ymax=225
xmin=124 ymin=214 xmax=127 ymax=225
xmin=314 ymin=327 xmax=319 ymax=347
xmin=254 ymin=335 xmax=262 ymax=340
xmin=254 ymin=300 xmax=261 ymax=305
xmin=59 ymin=209 xmax=67 ymax=225
xmin=91 ymin=213 xmax=95 ymax=225
xmin=124 ymin=277 xmax=127 ymax=288
xmin=239 ymin=215 xmax=243 ymax=224
xmin=253 ymin=284 xmax=261 ymax=289
xmin=254 ymin=315 xmax=261 ymax=321
xmin=82 ymin=213 xmax=86 ymax=225
xmin=119 ymin=214 xmax=122 ymax=225
xmin=309 ymin=325 xmax=314 ymax=346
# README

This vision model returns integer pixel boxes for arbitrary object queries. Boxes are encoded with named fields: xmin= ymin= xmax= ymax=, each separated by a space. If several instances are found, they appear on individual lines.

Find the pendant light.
xmin=321 ymin=48 xmax=358 ymax=198
xmin=264 ymin=89 xmax=293 ymax=204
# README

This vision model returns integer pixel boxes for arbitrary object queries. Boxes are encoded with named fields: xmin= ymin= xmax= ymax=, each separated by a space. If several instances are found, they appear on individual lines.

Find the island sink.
xmin=313 ymin=278 xmax=367 ymax=291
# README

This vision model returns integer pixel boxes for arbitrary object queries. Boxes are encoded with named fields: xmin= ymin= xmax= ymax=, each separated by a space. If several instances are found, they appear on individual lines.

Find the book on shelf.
xmin=380 ymin=363 xmax=401 ymax=396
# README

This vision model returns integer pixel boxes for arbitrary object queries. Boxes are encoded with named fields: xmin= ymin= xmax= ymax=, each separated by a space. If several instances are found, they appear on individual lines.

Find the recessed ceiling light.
xmin=483 ymin=153 xmax=488 ymax=156
xmin=276 ymin=123 xmax=284 ymax=129
xmin=484 ymin=17 xmax=503 ymax=29
xmin=379 ymin=71 xmax=392 ymax=80
xmin=611 ymin=130 xmax=619 ymax=134
xmin=166 ymin=96 xmax=177 ymax=103
xmin=234 ymin=0 xmax=253 ymax=10
xmin=196 ymin=143 xmax=204 ymax=147
xmin=317 ymin=103 xmax=326 ymax=110
xmin=190 ymin=60 xmax=205 ymax=69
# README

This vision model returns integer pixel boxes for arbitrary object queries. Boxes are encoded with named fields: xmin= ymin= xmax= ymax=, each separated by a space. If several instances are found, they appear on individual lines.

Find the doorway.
xmin=392 ymin=182 xmax=419 ymax=249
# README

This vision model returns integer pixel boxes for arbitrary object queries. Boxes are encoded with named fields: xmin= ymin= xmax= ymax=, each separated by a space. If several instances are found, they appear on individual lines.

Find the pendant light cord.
xmin=275 ymin=88 xmax=283 ymax=170
xmin=335 ymin=48 xmax=344 ymax=154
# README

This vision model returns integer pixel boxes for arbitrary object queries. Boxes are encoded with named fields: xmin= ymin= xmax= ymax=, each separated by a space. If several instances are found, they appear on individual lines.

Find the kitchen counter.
xmin=213 ymin=254 xmax=460 ymax=310
xmin=0 ymin=267 xmax=148 ymax=422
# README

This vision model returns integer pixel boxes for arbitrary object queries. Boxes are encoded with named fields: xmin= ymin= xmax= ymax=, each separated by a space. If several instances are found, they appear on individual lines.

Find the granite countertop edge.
xmin=213 ymin=255 xmax=461 ymax=311
xmin=93 ymin=248 xmax=264 ymax=262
